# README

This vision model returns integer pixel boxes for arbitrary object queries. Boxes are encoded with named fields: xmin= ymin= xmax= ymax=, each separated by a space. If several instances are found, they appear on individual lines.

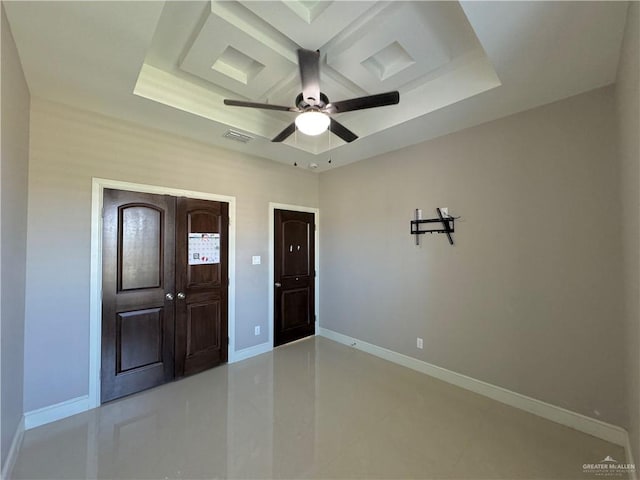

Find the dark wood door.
xmin=101 ymin=189 xmax=176 ymax=403
xmin=274 ymin=209 xmax=315 ymax=347
xmin=175 ymin=198 xmax=229 ymax=377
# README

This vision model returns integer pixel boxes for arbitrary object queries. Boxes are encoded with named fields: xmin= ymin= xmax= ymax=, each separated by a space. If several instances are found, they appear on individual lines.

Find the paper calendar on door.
xmin=188 ymin=233 xmax=220 ymax=265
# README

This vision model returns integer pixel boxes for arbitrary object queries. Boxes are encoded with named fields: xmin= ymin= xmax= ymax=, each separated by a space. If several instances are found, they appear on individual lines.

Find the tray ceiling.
xmin=3 ymin=1 xmax=629 ymax=171
xmin=135 ymin=1 xmax=500 ymax=155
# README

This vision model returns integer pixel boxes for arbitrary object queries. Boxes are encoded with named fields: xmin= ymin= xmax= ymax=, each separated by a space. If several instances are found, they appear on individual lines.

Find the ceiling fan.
xmin=223 ymin=49 xmax=400 ymax=143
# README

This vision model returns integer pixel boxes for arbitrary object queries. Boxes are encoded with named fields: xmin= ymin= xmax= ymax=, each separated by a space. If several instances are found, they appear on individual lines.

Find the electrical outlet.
xmin=254 ymin=326 xmax=260 ymax=336
xmin=417 ymin=337 xmax=423 ymax=349
xmin=252 ymin=255 xmax=261 ymax=265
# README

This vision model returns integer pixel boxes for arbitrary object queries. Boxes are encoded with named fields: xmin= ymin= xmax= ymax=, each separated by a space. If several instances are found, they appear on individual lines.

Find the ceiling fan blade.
xmin=329 ymin=118 xmax=358 ymax=143
xmin=224 ymin=99 xmax=299 ymax=112
xmin=272 ymin=122 xmax=297 ymax=142
xmin=325 ymin=91 xmax=400 ymax=114
xmin=298 ymin=49 xmax=321 ymax=106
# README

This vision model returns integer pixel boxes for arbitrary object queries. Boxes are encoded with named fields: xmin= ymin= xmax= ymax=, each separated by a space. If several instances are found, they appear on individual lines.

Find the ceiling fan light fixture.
xmin=295 ymin=111 xmax=330 ymax=136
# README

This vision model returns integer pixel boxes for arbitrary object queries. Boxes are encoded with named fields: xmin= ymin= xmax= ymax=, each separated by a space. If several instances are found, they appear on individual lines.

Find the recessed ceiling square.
xmin=362 ymin=41 xmax=415 ymax=81
xmin=326 ymin=3 xmax=451 ymax=92
xmin=179 ymin=6 xmax=298 ymax=100
xmin=211 ymin=46 xmax=265 ymax=85
xmin=282 ymin=0 xmax=332 ymax=24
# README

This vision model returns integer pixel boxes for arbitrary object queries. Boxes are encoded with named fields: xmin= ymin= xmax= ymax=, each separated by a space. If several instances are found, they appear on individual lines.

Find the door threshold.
xmin=275 ymin=334 xmax=316 ymax=349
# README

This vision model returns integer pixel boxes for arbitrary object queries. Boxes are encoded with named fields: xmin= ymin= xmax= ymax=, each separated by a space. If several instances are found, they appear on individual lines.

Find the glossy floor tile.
xmin=12 ymin=337 xmax=627 ymax=479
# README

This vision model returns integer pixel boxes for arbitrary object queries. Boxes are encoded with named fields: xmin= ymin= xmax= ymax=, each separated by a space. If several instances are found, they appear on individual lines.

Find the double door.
xmin=101 ymin=189 xmax=228 ymax=403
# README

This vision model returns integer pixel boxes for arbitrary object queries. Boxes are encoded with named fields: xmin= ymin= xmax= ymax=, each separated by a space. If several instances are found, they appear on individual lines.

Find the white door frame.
xmin=268 ymin=203 xmax=320 ymax=348
xmin=89 ymin=178 xmax=237 ymax=409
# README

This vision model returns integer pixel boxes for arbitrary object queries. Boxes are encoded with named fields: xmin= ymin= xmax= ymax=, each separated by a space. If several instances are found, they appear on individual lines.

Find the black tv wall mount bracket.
xmin=410 ymin=208 xmax=457 ymax=245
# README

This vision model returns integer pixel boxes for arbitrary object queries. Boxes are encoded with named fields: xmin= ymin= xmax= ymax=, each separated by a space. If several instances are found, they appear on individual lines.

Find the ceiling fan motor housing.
xmin=296 ymin=92 xmax=329 ymax=110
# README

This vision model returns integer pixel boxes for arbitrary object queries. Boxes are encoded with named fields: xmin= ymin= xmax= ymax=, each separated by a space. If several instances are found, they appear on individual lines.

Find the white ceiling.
xmin=4 ymin=1 xmax=629 ymax=172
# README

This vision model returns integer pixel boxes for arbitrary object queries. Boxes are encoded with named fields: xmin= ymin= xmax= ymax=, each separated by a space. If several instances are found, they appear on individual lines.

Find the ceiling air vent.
xmin=223 ymin=129 xmax=253 ymax=143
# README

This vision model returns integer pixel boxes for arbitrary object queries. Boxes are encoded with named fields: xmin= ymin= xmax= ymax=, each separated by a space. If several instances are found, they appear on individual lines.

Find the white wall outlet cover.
xmin=254 ymin=326 xmax=260 ymax=336
xmin=252 ymin=255 xmax=261 ymax=265
xmin=417 ymin=337 xmax=424 ymax=349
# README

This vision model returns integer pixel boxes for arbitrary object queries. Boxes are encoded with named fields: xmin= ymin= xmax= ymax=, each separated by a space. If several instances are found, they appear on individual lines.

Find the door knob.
xmin=177 ymin=292 xmax=186 ymax=300
xmin=275 ymin=282 xmax=281 ymax=287
xmin=165 ymin=293 xmax=174 ymax=301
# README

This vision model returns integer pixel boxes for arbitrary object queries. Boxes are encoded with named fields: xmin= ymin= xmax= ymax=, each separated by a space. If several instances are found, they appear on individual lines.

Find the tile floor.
xmin=11 ymin=337 xmax=627 ymax=479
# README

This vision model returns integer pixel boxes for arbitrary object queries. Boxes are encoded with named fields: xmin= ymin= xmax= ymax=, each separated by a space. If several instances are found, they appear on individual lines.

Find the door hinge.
xmin=227 ymin=336 xmax=230 ymax=345
xmin=314 ymin=270 xmax=316 ymax=278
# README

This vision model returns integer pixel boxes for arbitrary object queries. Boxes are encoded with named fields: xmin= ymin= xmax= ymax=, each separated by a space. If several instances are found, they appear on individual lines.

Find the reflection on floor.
xmin=12 ymin=336 xmax=626 ymax=479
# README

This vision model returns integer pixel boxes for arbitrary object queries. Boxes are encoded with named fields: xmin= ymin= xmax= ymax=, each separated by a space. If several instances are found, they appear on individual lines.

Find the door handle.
xmin=165 ymin=293 xmax=174 ymax=301
xmin=275 ymin=282 xmax=281 ymax=287
xmin=177 ymin=292 xmax=186 ymax=300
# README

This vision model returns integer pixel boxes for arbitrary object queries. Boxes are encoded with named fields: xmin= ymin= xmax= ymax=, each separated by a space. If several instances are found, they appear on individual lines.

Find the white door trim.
xmin=89 ymin=178 xmax=237 ymax=409
xmin=268 ymin=203 xmax=320 ymax=349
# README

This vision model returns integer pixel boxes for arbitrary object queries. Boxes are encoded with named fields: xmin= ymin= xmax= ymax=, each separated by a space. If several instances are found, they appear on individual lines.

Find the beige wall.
xmin=615 ymin=1 xmax=640 ymax=464
xmin=23 ymin=98 xmax=318 ymax=412
xmin=0 ymin=2 xmax=30 ymax=466
xmin=319 ymin=86 xmax=625 ymax=426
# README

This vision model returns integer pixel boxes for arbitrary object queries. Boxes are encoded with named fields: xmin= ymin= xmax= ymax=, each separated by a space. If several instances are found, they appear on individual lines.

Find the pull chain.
xmin=328 ymin=125 xmax=332 ymax=165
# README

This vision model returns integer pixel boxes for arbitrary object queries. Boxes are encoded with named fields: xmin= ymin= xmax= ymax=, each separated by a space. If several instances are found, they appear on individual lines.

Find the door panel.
xmin=186 ymin=301 xmax=221 ymax=356
xmin=120 ymin=206 xmax=162 ymax=290
xmin=117 ymin=308 xmax=163 ymax=373
xmin=175 ymin=198 xmax=229 ymax=377
xmin=282 ymin=221 xmax=310 ymax=276
xmin=274 ymin=210 xmax=315 ymax=346
xmin=102 ymin=189 xmax=176 ymax=403
xmin=281 ymin=289 xmax=310 ymax=331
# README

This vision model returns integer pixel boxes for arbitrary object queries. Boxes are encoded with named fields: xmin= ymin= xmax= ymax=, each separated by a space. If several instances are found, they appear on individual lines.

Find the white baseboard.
xmin=1 ymin=416 xmax=24 ymax=480
xmin=318 ymin=327 xmax=629 ymax=447
xmin=24 ymin=395 xmax=90 ymax=431
xmin=230 ymin=342 xmax=272 ymax=363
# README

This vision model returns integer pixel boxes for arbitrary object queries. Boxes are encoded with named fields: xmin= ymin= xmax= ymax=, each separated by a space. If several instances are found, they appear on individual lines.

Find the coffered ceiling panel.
xmin=326 ymin=3 xmax=451 ymax=93
xmin=240 ymin=1 xmax=377 ymax=50
xmin=180 ymin=8 xmax=297 ymax=100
